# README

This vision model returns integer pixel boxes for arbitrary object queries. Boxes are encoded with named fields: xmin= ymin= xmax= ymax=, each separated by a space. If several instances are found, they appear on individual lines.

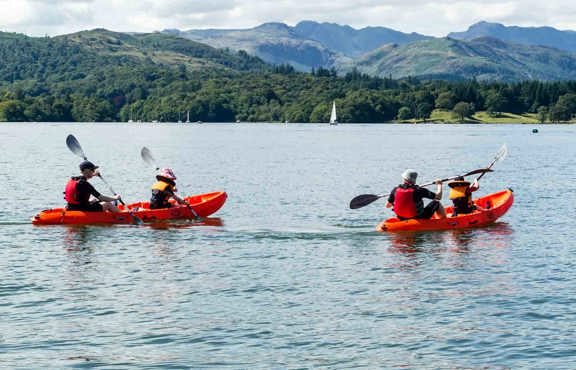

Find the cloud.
xmin=0 ymin=0 xmax=576 ymax=37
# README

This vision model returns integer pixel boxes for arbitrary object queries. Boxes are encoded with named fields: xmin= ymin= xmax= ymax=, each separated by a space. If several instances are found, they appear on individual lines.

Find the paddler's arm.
xmin=385 ymin=188 xmax=395 ymax=208
xmin=173 ymin=193 xmax=188 ymax=206
xmin=469 ymin=178 xmax=480 ymax=192
xmin=97 ymin=194 xmax=121 ymax=203
xmin=434 ymin=179 xmax=443 ymax=200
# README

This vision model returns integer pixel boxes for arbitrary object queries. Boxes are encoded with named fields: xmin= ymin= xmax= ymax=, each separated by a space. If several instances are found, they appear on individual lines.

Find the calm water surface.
xmin=1 ymin=123 xmax=575 ymax=368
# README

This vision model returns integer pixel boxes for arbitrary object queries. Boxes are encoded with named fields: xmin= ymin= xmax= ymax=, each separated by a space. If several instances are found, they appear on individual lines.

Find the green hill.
xmin=1 ymin=29 xmax=576 ymax=124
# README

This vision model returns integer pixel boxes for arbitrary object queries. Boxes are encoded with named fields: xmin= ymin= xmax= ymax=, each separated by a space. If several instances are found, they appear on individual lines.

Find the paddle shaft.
xmin=419 ymin=168 xmax=491 ymax=187
xmin=477 ymin=144 xmax=507 ymax=181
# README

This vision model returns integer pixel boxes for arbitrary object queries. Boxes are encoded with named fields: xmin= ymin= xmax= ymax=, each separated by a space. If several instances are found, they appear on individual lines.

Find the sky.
xmin=1 ymin=0 xmax=576 ymax=37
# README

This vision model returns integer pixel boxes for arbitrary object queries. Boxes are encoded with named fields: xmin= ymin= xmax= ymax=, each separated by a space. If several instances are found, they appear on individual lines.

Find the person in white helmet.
xmin=385 ymin=169 xmax=446 ymax=220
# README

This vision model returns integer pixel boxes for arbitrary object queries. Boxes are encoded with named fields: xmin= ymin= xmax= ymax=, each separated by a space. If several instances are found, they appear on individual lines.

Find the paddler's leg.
xmin=436 ymin=203 xmax=446 ymax=219
xmin=101 ymin=201 xmax=120 ymax=213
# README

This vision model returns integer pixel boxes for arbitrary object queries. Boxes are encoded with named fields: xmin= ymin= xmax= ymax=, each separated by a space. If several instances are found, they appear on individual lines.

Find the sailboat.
xmin=329 ymin=101 xmax=338 ymax=125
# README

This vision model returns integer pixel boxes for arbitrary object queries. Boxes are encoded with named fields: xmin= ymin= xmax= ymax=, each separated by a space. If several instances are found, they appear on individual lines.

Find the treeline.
xmin=3 ymin=65 xmax=576 ymax=123
xmin=2 ymin=28 xmax=576 ymax=123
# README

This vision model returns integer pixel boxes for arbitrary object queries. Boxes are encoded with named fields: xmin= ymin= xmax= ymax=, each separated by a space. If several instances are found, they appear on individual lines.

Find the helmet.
xmin=157 ymin=168 xmax=176 ymax=180
xmin=402 ymin=169 xmax=418 ymax=184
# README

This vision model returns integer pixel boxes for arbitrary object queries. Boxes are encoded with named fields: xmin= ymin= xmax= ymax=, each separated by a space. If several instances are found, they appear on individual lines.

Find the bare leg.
xmin=101 ymin=201 xmax=120 ymax=213
xmin=436 ymin=203 xmax=447 ymax=219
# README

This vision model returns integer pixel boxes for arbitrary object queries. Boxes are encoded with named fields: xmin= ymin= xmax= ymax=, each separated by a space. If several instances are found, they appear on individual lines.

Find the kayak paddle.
xmin=349 ymin=168 xmax=492 ymax=210
xmin=476 ymin=144 xmax=507 ymax=182
xmin=66 ymin=134 xmax=142 ymax=225
xmin=140 ymin=146 xmax=202 ymax=221
xmin=349 ymin=193 xmax=387 ymax=209
xmin=419 ymin=168 xmax=493 ymax=187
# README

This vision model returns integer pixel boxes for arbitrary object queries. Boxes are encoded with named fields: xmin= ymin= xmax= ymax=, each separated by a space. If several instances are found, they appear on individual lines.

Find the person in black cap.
xmin=64 ymin=160 xmax=121 ymax=212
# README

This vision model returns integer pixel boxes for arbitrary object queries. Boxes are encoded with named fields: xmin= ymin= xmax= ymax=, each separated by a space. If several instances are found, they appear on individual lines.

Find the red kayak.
xmin=377 ymin=189 xmax=513 ymax=232
xmin=32 ymin=191 xmax=227 ymax=225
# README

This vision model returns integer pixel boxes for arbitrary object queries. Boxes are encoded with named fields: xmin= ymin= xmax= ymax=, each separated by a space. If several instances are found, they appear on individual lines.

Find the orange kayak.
xmin=32 ymin=191 xmax=227 ymax=225
xmin=377 ymin=189 xmax=513 ymax=232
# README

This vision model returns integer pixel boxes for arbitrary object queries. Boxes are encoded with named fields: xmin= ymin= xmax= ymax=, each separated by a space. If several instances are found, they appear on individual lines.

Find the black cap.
xmin=79 ymin=160 xmax=99 ymax=171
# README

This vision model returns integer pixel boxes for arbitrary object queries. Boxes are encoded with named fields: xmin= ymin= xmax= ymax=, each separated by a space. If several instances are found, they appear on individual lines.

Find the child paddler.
xmin=448 ymin=176 xmax=486 ymax=217
xmin=150 ymin=168 xmax=188 ymax=209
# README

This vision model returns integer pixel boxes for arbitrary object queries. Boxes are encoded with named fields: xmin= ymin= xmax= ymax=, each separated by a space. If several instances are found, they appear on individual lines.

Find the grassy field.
xmin=400 ymin=109 xmax=561 ymax=124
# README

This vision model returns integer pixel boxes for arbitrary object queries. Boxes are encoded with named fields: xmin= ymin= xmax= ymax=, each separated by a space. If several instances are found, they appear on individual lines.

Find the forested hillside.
xmin=2 ymin=29 xmax=576 ymax=123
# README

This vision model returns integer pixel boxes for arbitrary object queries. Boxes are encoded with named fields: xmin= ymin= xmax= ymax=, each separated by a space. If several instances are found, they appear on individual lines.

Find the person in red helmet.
xmin=149 ymin=168 xmax=188 ymax=209
xmin=65 ymin=160 xmax=121 ymax=212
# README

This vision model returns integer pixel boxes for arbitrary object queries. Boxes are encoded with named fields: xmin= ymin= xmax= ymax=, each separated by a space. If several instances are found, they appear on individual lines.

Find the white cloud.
xmin=1 ymin=0 xmax=576 ymax=37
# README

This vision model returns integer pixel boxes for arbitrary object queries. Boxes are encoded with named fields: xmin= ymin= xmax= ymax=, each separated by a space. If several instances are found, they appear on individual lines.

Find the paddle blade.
xmin=349 ymin=194 xmax=384 ymax=209
xmin=463 ymin=168 xmax=493 ymax=176
xmin=141 ymin=147 xmax=159 ymax=170
xmin=66 ymin=134 xmax=86 ymax=159
xmin=495 ymin=144 xmax=508 ymax=163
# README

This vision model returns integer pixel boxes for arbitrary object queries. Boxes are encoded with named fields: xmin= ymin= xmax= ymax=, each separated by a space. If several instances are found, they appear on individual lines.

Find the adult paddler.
xmin=385 ymin=169 xmax=446 ymax=220
xmin=64 ymin=160 xmax=121 ymax=212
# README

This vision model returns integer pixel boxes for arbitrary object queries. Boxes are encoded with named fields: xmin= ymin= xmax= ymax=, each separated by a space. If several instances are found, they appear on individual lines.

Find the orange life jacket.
xmin=448 ymin=181 xmax=471 ymax=200
xmin=150 ymin=180 xmax=176 ymax=208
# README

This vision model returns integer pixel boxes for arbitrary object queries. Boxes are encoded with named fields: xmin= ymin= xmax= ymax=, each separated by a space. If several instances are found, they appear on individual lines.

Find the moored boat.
xmin=32 ymin=191 xmax=227 ymax=225
xmin=376 ymin=189 xmax=513 ymax=232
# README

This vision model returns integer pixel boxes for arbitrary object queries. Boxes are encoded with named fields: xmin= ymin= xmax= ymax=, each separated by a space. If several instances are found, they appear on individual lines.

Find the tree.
xmin=397 ymin=106 xmax=413 ymax=120
xmin=484 ymin=90 xmax=507 ymax=117
xmin=0 ymin=100 xmax=26 ymax=121
xmin=537 ymin=106 xmax=548 ymax=124
xmin=416 ymin=102 xmax=433 ymax=121
xmin=452 ymin=102 xmax=474 ymax=122
xmin=435 ymin=91 xmax=456 ymax=109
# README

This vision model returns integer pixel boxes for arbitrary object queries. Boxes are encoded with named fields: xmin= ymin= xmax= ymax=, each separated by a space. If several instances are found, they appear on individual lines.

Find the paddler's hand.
xmin=113 ymin=194 xmax=122 ymax=201
xmin=434 ymin=179 xmax=443 ymax=185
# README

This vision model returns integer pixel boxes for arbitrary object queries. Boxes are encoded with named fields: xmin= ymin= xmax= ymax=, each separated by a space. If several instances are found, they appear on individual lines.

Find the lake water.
xmin=1 ymin=122 xmax=575 ymax=368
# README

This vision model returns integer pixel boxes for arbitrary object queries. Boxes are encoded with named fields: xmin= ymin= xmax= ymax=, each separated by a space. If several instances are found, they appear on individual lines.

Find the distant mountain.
xmin=164 ymin=21 xmax=430 ymax=72
xmin=293 ymin=21 xmax=430 ymax=57
xmin=449 ymin=21 xmax=576 ymax=52
xmin=354 ymin=36 xmax=576 ymax=81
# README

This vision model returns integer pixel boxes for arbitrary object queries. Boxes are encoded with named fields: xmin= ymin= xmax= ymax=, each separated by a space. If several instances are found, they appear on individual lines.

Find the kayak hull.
xmin=376 ymin=189 xmax=513 ymax=232
xmin=32 ymin=191 xmax=227 ymax=225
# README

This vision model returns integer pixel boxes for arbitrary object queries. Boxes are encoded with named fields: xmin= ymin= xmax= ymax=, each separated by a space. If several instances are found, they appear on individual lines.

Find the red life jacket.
xmin=64 ymin=177 xmax=80 ymax=204
xmin=394 ymin=186 xmax=418 ymax=218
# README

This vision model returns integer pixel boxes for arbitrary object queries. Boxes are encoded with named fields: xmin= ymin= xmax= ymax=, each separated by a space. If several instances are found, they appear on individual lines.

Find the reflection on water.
xmin=387 ymin=222 xmax=513 ymax=255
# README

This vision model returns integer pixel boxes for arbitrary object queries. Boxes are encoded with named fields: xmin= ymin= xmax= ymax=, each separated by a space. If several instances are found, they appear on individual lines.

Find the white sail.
xmin=329 ymin=101 xmax=338 ymax=125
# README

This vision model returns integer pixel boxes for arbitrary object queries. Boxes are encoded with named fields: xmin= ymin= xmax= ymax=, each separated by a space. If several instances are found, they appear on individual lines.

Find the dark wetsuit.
xmin=66 ymin=177 xmax=103 ymax=212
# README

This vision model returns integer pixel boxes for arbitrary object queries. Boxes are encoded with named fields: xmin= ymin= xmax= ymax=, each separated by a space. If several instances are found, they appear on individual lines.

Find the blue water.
xmin=1 ymin=123 xmax=575 ymax=368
